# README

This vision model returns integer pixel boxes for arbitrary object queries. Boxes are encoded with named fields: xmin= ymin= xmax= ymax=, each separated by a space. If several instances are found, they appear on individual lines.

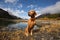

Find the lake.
xmin=0 ymin=21 xmax=27 ymax=31
xmin=0 ymin=21 xmax=38 ymax=31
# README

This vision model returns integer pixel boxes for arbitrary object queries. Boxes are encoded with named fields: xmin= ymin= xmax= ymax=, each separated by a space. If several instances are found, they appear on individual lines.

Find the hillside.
xmin=36 ymin=13 xmax=60 ymax=20
xmin=0 ymin=8 xmax=21 ymax=19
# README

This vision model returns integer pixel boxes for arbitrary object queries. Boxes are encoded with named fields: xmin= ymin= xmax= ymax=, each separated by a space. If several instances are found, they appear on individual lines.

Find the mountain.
xmin=36 ymin=13 xmax=60 ymax=20
xmin=0 ymin=8 xmax=21 ymax=19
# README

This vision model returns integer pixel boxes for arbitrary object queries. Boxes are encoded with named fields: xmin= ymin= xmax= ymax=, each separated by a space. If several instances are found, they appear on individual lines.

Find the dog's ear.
xmin=34 ymin=11 xmax=37 ymax=16
xmin=28 ymin=12 xmax=31 ymax=16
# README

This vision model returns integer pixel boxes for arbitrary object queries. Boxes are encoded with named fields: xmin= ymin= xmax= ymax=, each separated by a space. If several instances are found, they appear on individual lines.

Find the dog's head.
xmin=28 ymin=10 xmax=37 ymax=18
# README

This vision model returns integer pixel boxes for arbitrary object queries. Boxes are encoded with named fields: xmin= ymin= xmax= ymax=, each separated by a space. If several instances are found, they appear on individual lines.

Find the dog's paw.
xmin=25 ymin=33 xmax=29 ymax=37
xmin=30 ymin=32 xmax=32 ymax=36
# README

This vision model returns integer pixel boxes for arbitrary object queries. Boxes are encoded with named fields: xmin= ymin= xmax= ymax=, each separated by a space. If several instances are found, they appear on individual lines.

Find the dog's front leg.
xmin=25 ymin=27 xmax=29 ymax=36
xmin=30 ymin=30 xmax=33 ymax=35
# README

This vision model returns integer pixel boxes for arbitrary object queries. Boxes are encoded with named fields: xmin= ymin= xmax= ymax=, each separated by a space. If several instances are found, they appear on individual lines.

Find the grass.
xmin=0 ymin=20 xmax=60 ymax=40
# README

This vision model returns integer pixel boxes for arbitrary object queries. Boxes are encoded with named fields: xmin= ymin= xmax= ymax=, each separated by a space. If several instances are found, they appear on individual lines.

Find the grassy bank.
xmin=0 ymin=18 xmax=27 ymax=23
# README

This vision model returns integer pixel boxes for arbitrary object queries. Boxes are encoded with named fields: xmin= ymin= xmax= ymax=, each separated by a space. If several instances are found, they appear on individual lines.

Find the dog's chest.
xmin=28 ymin=20 xmax=35 ymax=26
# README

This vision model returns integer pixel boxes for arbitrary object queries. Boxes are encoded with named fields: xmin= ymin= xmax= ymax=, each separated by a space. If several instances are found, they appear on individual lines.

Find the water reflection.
xmin=8 ymin=22 xmax=27 ymax=30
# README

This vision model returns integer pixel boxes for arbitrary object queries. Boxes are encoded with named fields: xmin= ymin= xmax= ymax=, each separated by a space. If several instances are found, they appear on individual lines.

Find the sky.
xmin=0 ymin=0 xmax=60 ymax=19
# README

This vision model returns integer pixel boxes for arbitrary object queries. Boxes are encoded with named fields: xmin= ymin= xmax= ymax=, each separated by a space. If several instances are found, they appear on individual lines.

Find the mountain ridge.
xmin=0 ymin=8 xmax=21 ymax=19
xmin=36 ymin=13 xmax=60 ymax=20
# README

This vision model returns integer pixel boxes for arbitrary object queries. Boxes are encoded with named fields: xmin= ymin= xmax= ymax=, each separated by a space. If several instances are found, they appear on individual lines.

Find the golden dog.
xmin=25 ymin=10 xmax=37 ymax=36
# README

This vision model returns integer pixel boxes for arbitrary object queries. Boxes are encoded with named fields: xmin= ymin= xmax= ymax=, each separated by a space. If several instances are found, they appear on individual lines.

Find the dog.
xmin=25 ymin=10 xmax=37 ymax=36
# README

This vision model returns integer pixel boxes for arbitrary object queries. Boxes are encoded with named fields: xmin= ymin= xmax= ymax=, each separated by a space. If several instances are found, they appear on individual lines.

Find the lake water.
xmin=7 ymin=22 xmax=27 ymax=30
xmin=0 ymin=21 xmax=38 ymax=31
xmin=0 ymin=22 xmax=28 ymax=31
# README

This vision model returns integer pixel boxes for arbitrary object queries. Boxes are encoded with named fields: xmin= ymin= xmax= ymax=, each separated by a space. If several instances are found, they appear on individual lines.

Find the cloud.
xmin=27 ymin=4 xmax=34 ymax=8
xmin=5 ymin=0 xmax=18 ymax=3
xmin=40 ymin=1 xmax=60 ymax=14
xmin=34 ymin=1 xmax=60 ymax=17
xmin=19 ymin=4 xmax=23 ymax=8
xmin=20 ymin=10 xmax=27 ymax=14
xmin=17 ymin=4 xmax=23 ymax=8
xmin=27 ymin=4 xmax=37 ymax=9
